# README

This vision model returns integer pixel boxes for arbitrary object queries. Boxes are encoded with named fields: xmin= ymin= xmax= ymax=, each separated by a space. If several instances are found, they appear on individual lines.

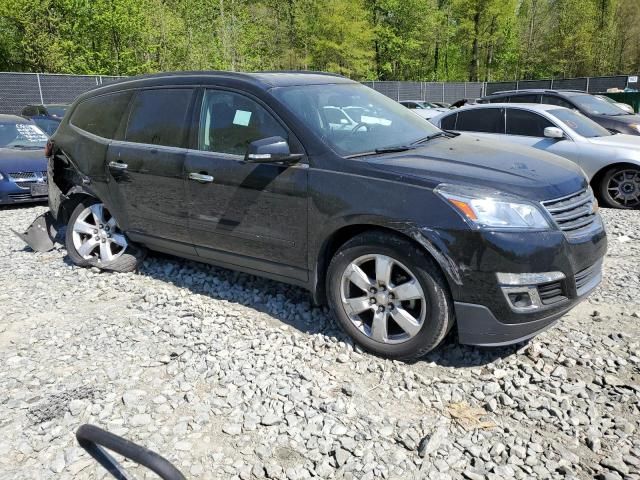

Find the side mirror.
xmin=245 ymin=136 xmax=303 ymax=164
xmin=544 ymin=127 xmax=565 ymax=139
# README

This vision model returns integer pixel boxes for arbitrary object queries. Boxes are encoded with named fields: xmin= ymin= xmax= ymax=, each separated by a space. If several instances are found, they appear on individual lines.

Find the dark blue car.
xmin=0 ymin=115 xmax=49 ymax=205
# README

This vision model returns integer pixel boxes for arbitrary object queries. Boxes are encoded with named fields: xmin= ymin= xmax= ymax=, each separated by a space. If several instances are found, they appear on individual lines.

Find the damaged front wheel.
xmin=66 ymin=199 xmax=145 ymax=272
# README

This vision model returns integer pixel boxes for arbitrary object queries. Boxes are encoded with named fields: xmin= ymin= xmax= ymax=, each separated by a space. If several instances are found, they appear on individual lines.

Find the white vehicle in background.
xmin=595 ymin=95 xmax=635 ymax=114
xmin=399 ymin=100 xmax=449 ymax=120
xmin=430 ymin=103 xmax=640 ymax=209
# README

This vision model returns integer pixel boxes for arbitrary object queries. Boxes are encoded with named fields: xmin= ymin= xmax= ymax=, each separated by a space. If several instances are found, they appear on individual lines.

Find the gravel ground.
xmin=0 ymin=204 xmax=639 ymax=480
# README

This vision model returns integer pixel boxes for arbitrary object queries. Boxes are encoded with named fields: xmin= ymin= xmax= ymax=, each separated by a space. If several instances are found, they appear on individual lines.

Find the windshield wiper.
xmin=374 ymin=145 xmax=415 ymax=153
xmin=410 ymin=130 xmax=458 ymax=146
xmin=10 ymin=144 xmax=42 ymax=149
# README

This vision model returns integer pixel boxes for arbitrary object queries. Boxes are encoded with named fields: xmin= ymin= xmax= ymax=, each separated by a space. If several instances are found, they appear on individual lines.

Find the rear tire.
xmin=326 ymin=231 xmax=454 ymax=361
xmin=599 ymin=166 xmax=640 ymax=209
xmin=65 ymin=198 xmax=145 ymax=272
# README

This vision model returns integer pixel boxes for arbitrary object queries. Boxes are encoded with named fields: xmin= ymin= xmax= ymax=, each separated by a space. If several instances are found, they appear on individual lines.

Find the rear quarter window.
xmin=71 ymin=91 xmax=133 ymax=139
xmin=440 ymin=113 xmax=457 ymax=130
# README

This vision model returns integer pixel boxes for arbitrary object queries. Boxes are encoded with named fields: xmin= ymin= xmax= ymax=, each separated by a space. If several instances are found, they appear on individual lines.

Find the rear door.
xmin=452 ymin=107 xmax=505 ymax=139
xmin=106 ymin=87 xmax=195 ymax=248
xmin=184 ymin=88 xmax=308 ymax=279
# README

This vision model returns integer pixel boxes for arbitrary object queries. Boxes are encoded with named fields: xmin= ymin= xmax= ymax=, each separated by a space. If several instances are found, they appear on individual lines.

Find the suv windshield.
xmin=549 ymin=108 xmax=612 ymax=138
xmin=272 ymin=84 xmax=441 ymax=156
xmin=570 ymin=94 xmax=628 ymax=116
xmin=0 ymin=121 xmax=48 ymax=148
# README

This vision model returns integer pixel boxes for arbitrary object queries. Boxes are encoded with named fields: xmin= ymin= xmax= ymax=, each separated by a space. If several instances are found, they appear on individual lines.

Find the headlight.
xmin=629 ymin=123 xmax=640 ymax=134
xmin=0 ymin=172 xmax=4 ymax=180
xmin=435 ymin=183 xmax=551 ymax=230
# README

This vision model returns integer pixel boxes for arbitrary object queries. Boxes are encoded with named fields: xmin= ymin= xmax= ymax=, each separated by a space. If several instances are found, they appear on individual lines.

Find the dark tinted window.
xmin=199 ymin=89 xmax=287 ymax=155
xmin=440 ymin=113 xmax=457 ymax=129
xmin=509 ymin=94 xmax=540 ymax=103
xmin=71 ymin=91 xmax=133 ymax=139
xmin=505 ymin=108 xmax=553 ymax=136
xmin=456 ymin=108 xmax=504 ymax=133
xmin=125 ymin=89 xmax=193 ymax=147
xmin=542 ymin=95 xmax=574 ymax=109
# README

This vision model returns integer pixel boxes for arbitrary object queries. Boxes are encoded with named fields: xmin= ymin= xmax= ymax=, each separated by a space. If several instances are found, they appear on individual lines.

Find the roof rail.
xmin=489 ymin=88 xmax=587 ymax=96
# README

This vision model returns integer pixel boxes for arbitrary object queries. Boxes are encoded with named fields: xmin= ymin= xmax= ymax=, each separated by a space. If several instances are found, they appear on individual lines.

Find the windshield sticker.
xmin=233 ymin=110 xmax=252 ymax=127
xmin=16 ymin=123 xmax=47 ymax=141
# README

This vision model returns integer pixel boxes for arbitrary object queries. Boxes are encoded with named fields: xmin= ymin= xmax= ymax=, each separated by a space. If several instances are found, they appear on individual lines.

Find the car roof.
xmin=0 ymin=114 xmax=31 ymax=123
xmin=487 ymin=89 xmax=586 ymax=97
xmin=101 ymin=70 xmax=355 ymax=90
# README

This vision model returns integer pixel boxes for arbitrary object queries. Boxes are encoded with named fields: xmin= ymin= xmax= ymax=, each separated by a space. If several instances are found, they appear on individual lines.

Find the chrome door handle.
xmin=108 ymin=161 xmax=128 ymax=170
xmin=188 ymin=172 xmax=214 ymax=183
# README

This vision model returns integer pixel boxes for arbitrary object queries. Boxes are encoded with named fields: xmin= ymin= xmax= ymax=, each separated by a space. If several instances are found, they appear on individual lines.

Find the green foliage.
xmin=1 ymin=0 xmax=639 ymax=80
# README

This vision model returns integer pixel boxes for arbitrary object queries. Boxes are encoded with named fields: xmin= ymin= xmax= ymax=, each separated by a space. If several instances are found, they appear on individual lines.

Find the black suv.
xmin=478 ymin=89 xmax=640 ymax=135
xmin=21 ymin=104 xmax=69 ymax=135
xmin=45 ymin=72 xmax=607 ymax=359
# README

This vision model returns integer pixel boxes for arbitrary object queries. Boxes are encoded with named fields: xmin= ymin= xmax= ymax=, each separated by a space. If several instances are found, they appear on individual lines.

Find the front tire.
xmin=326 ymin=231 xmax=454 ymax=360
xmin=65 ymin=198 xmax=145 ymax=272
xmin=599 ymin=166 xmax=640 ymax=209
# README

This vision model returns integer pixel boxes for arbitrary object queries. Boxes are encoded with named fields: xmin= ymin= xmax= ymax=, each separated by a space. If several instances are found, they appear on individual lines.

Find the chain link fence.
xmin=1 ymin=72 xmax=638 ymax=115
xmin=0 ymin=73 xmax=124 ymax=115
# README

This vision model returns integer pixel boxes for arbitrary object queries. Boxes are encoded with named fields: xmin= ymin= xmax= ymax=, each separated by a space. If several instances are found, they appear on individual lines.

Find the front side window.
xmin=542 ymin=95 xmax=574 ymax=109
xmin=549 ymin=108 xmax=611 ymax=138
xmin=125 ymin=89 xmax=193 ymax=147
xmin=0 ymin=121 xmax=48 ymax=149
xmin=456 ymin=108 xmax=504 ymax=133
xmin=272 ymin=83 xmax=441 ymax=156
xmin=198 ymin=89 xmax=287 ymax=155
xmin=509 ymin=94 xmax=540 ymax=103
xmin=71 ymin=91 xmax=133 ymax=139
xmin=505 ymin=109 xmax=553 ymax=137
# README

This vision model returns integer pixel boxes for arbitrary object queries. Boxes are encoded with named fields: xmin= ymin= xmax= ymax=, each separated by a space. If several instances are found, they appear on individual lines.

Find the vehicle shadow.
xmin=128 ymin=250 xmax=523 ymax=369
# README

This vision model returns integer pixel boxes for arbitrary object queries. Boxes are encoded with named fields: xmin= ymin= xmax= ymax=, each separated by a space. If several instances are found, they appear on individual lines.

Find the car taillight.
xmin=44 ymin=140 xmax=54 ymax=158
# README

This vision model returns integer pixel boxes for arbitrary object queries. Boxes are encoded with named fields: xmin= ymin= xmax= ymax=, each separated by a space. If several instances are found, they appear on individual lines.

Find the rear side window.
xmin=509 ymin=94 xmax=540 ymax=103
xmin=456 ymin=108 xmax=504 ymax=133
xmin=440 ymin=113 xmax=457 ymax=130
xmin=125 ymin=89 xmax=194 ymax=147
xmin=541 ymin=95 xmax=575 ymax=109
xmin=71 ymin=91 xmax=133 ymax=139
xmin=506 ymin=109 xmax=553 ymax=136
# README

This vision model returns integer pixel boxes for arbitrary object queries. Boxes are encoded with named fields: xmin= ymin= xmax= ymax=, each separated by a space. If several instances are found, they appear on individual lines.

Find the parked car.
xmin=595 ymin=94 xmax=635 ymax=114
xmin=40 ymin=71 xmax=606 ymax=360
xmin=399 ymin=100 xmax=448 ymax=119
xmin=0 ymin=115 xmax=49 ymax=205
xmin=431 ymin=103 xmax=640 ymax=209
xmin=21 ymin=103 xmax=69 ymax=135
xmin=478 ymin=89 xmax=640 ymax=135
xmin=430 ymin=101 xmax=451 ymax=109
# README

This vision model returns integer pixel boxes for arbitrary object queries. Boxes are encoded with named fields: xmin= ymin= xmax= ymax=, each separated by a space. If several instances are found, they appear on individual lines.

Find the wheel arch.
xmin=311 ymin=223 xmax=459 ymax=306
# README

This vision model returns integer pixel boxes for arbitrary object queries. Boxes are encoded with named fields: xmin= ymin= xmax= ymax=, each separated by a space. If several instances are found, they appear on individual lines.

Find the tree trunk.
xmin=469 ymin=10 xmax=480 ymax=81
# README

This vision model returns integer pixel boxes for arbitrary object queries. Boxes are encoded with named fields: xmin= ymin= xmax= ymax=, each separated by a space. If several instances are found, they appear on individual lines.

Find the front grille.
xmin=575 ymin=261 xmax=602 ymax=295
xmin=8 ymin=171 xmax=37 ymax=181
xmin=8 ymin=193 xmax=34 ymax=201
xmin=537 ymin=280 xmax=567 ymax=305
xmin=542 ymin=188 xmax=597 ymax=233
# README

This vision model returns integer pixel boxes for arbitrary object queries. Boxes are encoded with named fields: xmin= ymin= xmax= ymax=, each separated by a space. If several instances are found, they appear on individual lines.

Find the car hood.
xmin=0 ymin=147 xmax=47 ymax=174
xmin=592 ymin=112 xmax=640 ymax=125
xmin=588 ymin=133 xmax=640 ymax=149
xmin=367 ymin=134 xmax=587 ymax=201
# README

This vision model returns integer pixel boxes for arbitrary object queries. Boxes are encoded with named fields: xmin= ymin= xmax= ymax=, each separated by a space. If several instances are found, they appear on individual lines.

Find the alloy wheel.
xmin=607 ymin=169 xmax=640 ymax=208
xmin=340 ymin=254 xmax=427 ymax=344
xmin=71 ymin=203 xmax=127 ymax=263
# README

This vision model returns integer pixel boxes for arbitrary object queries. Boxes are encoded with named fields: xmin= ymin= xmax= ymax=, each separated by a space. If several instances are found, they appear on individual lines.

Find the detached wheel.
xmin=65 ymin=198 xmax=145 ymax=272
xmin=600 ymin=166 xmax=640 ymax=209
xmin=326 ymin=231 xmax=453 ymax=360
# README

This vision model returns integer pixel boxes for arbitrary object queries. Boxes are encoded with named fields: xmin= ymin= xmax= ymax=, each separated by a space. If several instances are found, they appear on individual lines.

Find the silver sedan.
xmin=430 ymin=103 xmax=640 ymax=209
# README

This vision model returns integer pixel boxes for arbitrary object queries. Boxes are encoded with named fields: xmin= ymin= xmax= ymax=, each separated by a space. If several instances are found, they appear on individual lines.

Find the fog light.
xmin=508 ymin=292 xmax=532 ymax=308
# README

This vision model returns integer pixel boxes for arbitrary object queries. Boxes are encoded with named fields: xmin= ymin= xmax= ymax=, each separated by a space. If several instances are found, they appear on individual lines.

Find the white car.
xmin=430 ymin=103 xmax=640 ymax=209
xmin=399 ymin=100 xmax=449 ymax=120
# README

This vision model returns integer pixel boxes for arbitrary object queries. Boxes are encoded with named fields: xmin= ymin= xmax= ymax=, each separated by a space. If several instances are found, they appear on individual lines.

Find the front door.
xmin=184 ymin=89 xmax=308 ymax=280
xmin=107 ymin=87 xmax=195 ymax=247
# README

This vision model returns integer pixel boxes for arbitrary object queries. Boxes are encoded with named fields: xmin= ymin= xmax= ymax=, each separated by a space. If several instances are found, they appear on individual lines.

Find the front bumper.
xmin=0 ymin=174 xmax=48 ymax=205
xmin=426 ymin=215 xmax=607 ymax=346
